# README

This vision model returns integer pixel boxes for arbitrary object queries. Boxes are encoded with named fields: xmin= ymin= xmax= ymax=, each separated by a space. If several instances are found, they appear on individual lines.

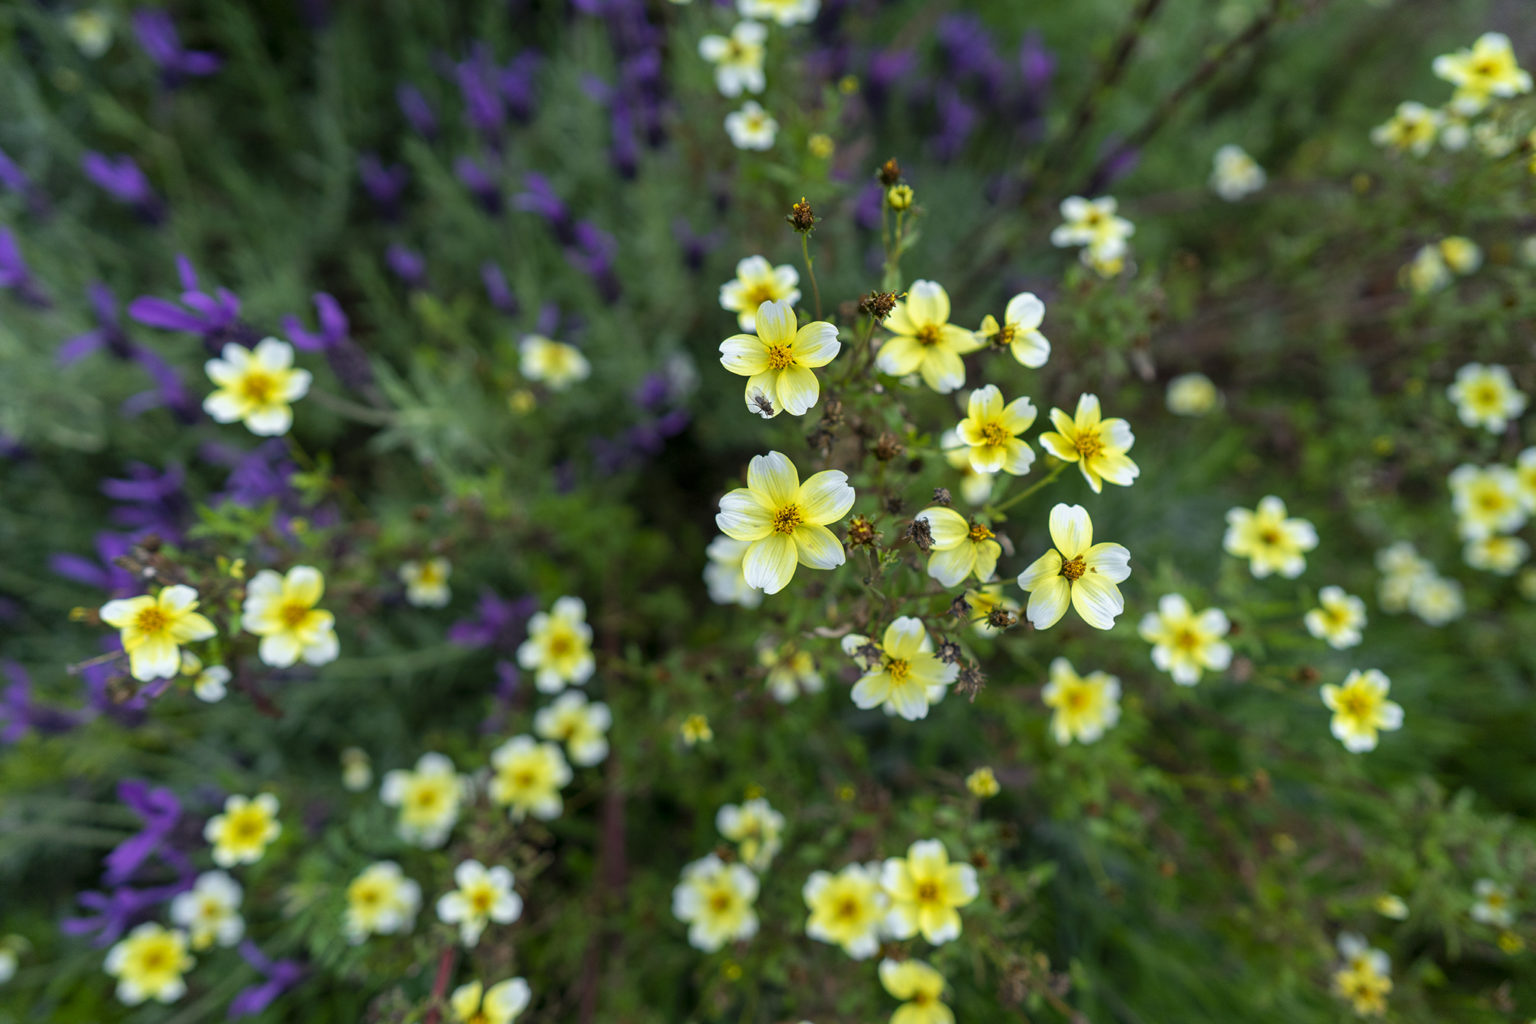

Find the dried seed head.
xmin=845 ymin=515 xmax=879 ymax=549
xmin=786 ymin=195 xmax=817 ymax=233
xmin=859 ymin=291 xmax=898 ymax=321
xmin=872 ymin=431 xmax=905 ymax=461
xmin=931 ymin=487 xmax=952 ymax=506
xmin=906 ymin=516 xmax=933 ymax=553
xmin=877 ymin=157 xmax=903 ymax=186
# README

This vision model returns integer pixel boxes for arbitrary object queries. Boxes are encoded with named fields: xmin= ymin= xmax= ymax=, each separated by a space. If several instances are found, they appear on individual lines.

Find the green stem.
xmin=988 ymin=462 xmax=1068 ymax=515
xmin=800 ymin=233 xmax=822 ymax=321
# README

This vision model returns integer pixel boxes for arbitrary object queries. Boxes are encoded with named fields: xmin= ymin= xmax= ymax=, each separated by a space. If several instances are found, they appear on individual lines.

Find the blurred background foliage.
xmin=1 ymin=0 xmax=1534 ymax=1021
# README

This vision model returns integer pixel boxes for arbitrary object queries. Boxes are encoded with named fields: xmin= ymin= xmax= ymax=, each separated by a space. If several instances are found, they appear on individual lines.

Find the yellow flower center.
xmin=356 ymin=885 xmax=381 ymax=906
xmin=468 ymin=1014 xmax=490 ymax=1024
xmin=1073 ymin=428 xmax=1105 ymax=460
xmin=746 ymin=283 xmax=776 ymax=306
xmin=916 ymin=324 xmax=941 ymax=347
xmin=279 ymin=600 xmax=312 ymax=628
xmin=915 ymin=880 xmax=940 ymax=903
xmin=1338 ymin=690 xmax=1374 ymax=719
xmin=1064 ymin=686 xmax=1089 ymax=711
xmin=990 ymin=324 xmax=1016 ymax=348
xmin=836 ymin=897 xmax=860 ymax=920
xmin=912 ymin=992 xmax=934 ymax=1007
xmin=968 ymin=523 xmax=994 ymax=542
xmin=240 ymin=370 xmax=278 ymax=405
xmin=771 ymin=504 xmax=804 ymax=534
xmin=469 ymin=886 xmax=495 ymax=914
xmin=1259 ymin=527 xmax=1281 ymax=545
xmin=231 ymin=810 xmax=266 ymax=842
xmin=134 ymin=605 xmax=170 ymax=634
xmin=412 ymin=787 xmax=440 ymax=809
xmin=709 ymin=890 xmax=734 ymax=913
xmin=885 ymin=658 xmax=911 ymax=684
xmin=513 ymin=769 xmax=536 ymax=789
xmin=1175 ymin=629 xmax=1200 ymax=651
xmin=979 ymin=422 xmax=1010 ymax=446
xmin=549 ymin=633 xmax=574 ymax=657
xmin=1060 ymin=555 xmax=1087 ymax=582
xmin=765 ymin=343 xmax=795 ymax=370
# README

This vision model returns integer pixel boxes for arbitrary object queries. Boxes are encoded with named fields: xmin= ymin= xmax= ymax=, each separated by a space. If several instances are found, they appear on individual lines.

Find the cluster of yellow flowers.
xmin=1444 ymin=364 xmax=1534 ymax=581
xmin=1372 ymin=32 xmax=1532 ymax=160
xmin=1402 ymin=235 xmax=1482 ymax=295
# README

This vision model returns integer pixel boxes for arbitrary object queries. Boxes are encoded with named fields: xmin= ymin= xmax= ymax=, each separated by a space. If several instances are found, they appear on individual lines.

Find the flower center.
xmin=915 ymin=880 xmax=940 ymax=903
xmin=746 ymin=284 xmax=776 ymax=306
xmin=1339 ymin=691 xmax=1373 ymax=719
xmin=916 ymin=324 xmax=942 ymax=347
xmin=240 ymin=370 xmax=278 ymax=405
xmin=885 ymin=657 xmax=911 ymax=684
xmin=549 ymin=633 xmax=574 ymax=657
xmin=968 ymin=523 xmax=993 ymax=543
xmin=836 ymin=897 xmax=859 ymax=920
xmin=709 ymin=890 xmax=733 ymax=913
xmin=513 ymin=769 xmax=537 ymax=788
xmin=765 ymin=343 xmax=795 ymax=370
xmin=413 ymin=787 xmax=439 ymax=809
xmin=232 ymin=812 xmax=264 ymax=842
xmin=279 ymin=601 xmax=311 ymax=629
xmin=134 ymin=606 xmax=169 ymax=634
xmin=1259 ymin=527 xmax=1282 ymax=545
xmin=1176 ymin=629 xmax=1200 ymax=650
xmin=1060 ymin=555 xmax=1086 ymax=582
xmin=470 ymin=887 xmax=494 ymax=913
xmin=979 ymin=422 xmax=1010 ymax=446
xmin=1064 ymin=686 xmax=1089 ymax=711
xmin=1074 ymin=429 xmax=1104 ymax=460
xmin=990 ymin=324 xmax=1016 ymax=348
xmin=771 ymin=504 xmax=803 ymax=534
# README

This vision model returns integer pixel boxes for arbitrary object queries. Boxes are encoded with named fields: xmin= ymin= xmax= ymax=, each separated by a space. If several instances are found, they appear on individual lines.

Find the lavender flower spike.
xmin=133 ymin=9 xmax=221 ymax=84
xmin=128 ymin=255 xmax=251 ymax=353
xmin=81 ymin=152 xmax=164 ymax=221
xmin=229 ymin=940 xmax=304 ymax=1018
xmin=0 ymin=228 xmax=50 ymax=307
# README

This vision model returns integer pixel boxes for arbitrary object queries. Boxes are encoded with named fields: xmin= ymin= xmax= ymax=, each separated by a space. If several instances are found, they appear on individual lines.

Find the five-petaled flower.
xmin=880 ymin=838 xmax=978 ymax=945
xmin=913 ymin=507 xmax=1001 ymax=588
xmin=715 ymin=451 xmax=855 ymax=595
xmin=672 ymin=854 xmax=760 ymax=952
xmin=878 ymin=958 xmax=953 ymax=1024
xmin=489 ymin=735 xmax=572 ymax=820
xmin=1038 ymin=393 xmax=1139 ymax=493
xmin=241 ymin=566 xmax=339 ymax=668
xmin=953 ymin=385 xmax=1036 ymax=476
xmin=204 ymin=793 xmax=282 ymax=867
xmin=1321 ymin=669 xmax=1403 ymax=753
xmin=380 ymin=752 xmax=463 ymax=848
xmin=1223 ymin=496 xmax=1318 ymax=579
xmin=719 ymin=299 xmax=839 ymax=418
xmin=1042 ymin=657 xmax=1121 ymax=745
xmin=718 ymin=255 xmax=801 ymax=332
xmin=976 ymin=292 xmax=1050 ymax=368
xmin=876 ymin=280 xmax=984 ymax=394
xmin=105 ymin=922 xmax=194 ymax=1005
xmin=802 ymin=862 xmax=887 ymax=959
xmin=203 ymin=338 xmax=310 ymax=437
xmin=847 ymin=617 xmax=958 ymax=720
xmin=1137 ymin=594 xmax=1232 ymax=685
xmin=448 ymin=978 xmax=531 ymax=1024
xmin=99 ymin=585 xmax=217 ymax=682
xmin=1016 ymin=504 xmax=1132 ymax=630
xmin=436 ymin=859 xmax=522 ymax=947
xmin=518 ymin=597 xmax=596 ymax=693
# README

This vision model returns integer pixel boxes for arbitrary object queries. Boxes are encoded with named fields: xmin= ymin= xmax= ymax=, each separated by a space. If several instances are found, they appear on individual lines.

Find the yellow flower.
xmin=203 ymin=338 xmax=311 ymax=436
xmin=716 ymin=797 xmax=785 ymax=871
xmin=1016 ymin=503 xmax=1132 ymax=630
xmin=1449 ymin=464 xmax=1527 ymax=539
xmin=875 ymin=280 xmax=984 ymax=394
xmin=1514 ymin=447 xmax=1536 ymax=511
xmin=1466 ymin=534 xmax=1530 ymax=575
xmin=1042 ymin=657 xmax=1121 ymax=745
xmin=1210 ymin=143 xmax=1266 ymax=201
xmin=399 ymin=558 xmax=451 ymax=608
xmin=1497 ymin=929 xmax=1525 ymax=954
xmin=698 ymin=20 xmax=766 ymax=97
xmin=1137 ymin=594 xmax=1232 ymax=685
xmin=680 ymin=713 xmax=714 ymax=746
xmin=965 ymin=767 xmax=1000 ymax=798
xmin=886 ymin=184 xmax=914 ymax=210
xmin=878 ymin=958 xmax=953 ymax=1024
xmin=719 ymin=256 xmax=800 ymax=331
xmin=1373 ymin=894 xmax=1409 ymax=920
xmin=488 ymin=736 xmax=571 ymax=821
xmin=1448 ymin=363 xmax=1527 ymax=434
xmin=672 ymin=854 xmax=759 ymax=951
xmin=1051 ymin=195 xmax=1134 ymax=254
xmin=518 ymin=335 xmax=589 ymax=390
xmin=1321 ymin=669 xmax=1403 ymax=753
xmin=380 ymin=752 xmax=463 ymax=848
xmin=1223 ymin=496 xmax=1317 ymax=579
xmin=914 ymin=506 xmax=1001 ymax=587
xmin=1433 ymin=32 xmax=1532 ymax=115
xmin=1080 ymin=241 xmax=1129 ymax=278
xmin=848 ymin=617 xmax=958 ymax=720
xmin=715 ymin=451 xmax=855 ymax=595
xmin=1166 ymin=372 xmax=1220 ymax=416
xmin=204 ymin=793 xmax=281 ymax=867
xmin=807 ymin=133 xmax=835 ymax=158
xmin=1303 ymin=586 xmax=1367 ymax=649
xmin=953 ymin=385 xmax=1037 ymax=475
xmin=725 ymin=100 xmax=778 ymax=150
xmin=240 ymin=565 xmax=338 ymax=668
xmin=803 ymin=863 xmax=887 ymax=959
xmin=881 ymin=839 xmax=978 ymax=945
xmin=758 ymin=640 xmax=823 ymax=702
xmin=942 ymin=429 xmax=994 ymax=506
xmin=517 ymin=596 xmax=595 ymax=693
xmin=104 ymin=923 xmax=193 ymax=1005
xmin=1410 ymin=575 xmax=1464 ymax=626
xmin=99 ymin=585 xmax=217 ymax=682
xmin=168 ymin=871 xmax=243 ymax=950
xmin=1332 ymin=965 xmax=1391 ymax=1016
xmin=436 ymin=859 xmax=522 ymax=947
xmin=963 ymin=584 xmax=1019 ymax=635
xmin=65 ymin=10 xmax=114 ymax=58
xmin=533 ymin=691 xmax=612 ymax=766
xmin=1038 ymin=393 xmax=1139 ymax=492
xmin=449 ymin=978 xmax=531 ymax=1024
xmin=1370 ymin=101 xmax=1442 ymax=155
xmin=1403 ymin=244 xmax=1451 ymax=294
xmin=976 ymin=292 xmax=1050 ymax=368
xmin=1439 ymin=236 xmax=1483 ymax=275
xmin=343 ymin=861 xmax=421 ymax=943
xmin=719 ymin=299 xmax=840 ymax=418
xmin=1472 ymin=879 xmax=1516 ymax=926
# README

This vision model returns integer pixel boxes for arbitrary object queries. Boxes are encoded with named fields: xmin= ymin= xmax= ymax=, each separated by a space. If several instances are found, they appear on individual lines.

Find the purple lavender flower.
xmin=0 ymin=228 xmax=50 ymax=308
xmin=133 ymin=9 xmax=221 ymax=84
xmin=931 ymin=88 xmax=979 ymax=162
xmin=515 ymin=173 xmax=575 ymax=245
xmin=59 ymin=283 xmax=134 ymax=364
xmin=481 ymin=262 xmax=518 ymax=316
xmin=282 ymin=292 xmax=348 ymax=352
xmin=454 ymin=154 xmax=502 ymax=213
xmin=102 ymin=462 xmax=188 ymax=541
xmin=397 ymin=83 xmax=439 ymax=140
xmin=204 ymin=439 xmax=298 ymax=508
xmin=1 ymin=662 xmax=85 ymax=744
xmin=229 ymin=941 xmax=304 ymax=1018
xmin=59 ymin=283 xmax=199 ymax=420
xmin=864 ymin=49 xmax=916 ymax=112
xmin=567 ymin=221 xmax=620 ymax=302
xmin=1019 ymin=30 xmax=1056 ymax=94
xmin=102 ymin=780 xmax=183 ymax=886
xmin=128 ymin=255 xmax=252 ymax=353
xmin=456 ymin=45 xmax=507 ymax=148
xmin=672 ymin=220 xmax=722 ymax=273
xmin=481 ymin=659 xmax=522 ymax=734
xmin=500 ymin=51 xmax=540 ymax=123
xmin=449 ymin=591 xmax=536 ymax=652
xmin=0 ymin=146 xmax=47 ymax=216
xmin=386 ymin=244 xmax=426 ymax=289
xmin=357 ymin=154 xmax=409 ymax=217
xmin=81 ymin=152 xmax=163 ymax=221
xmin=50 ymin=532 xmax=138 ymax=595
xmin=63 ymin=879 xmax=190 ymax=947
